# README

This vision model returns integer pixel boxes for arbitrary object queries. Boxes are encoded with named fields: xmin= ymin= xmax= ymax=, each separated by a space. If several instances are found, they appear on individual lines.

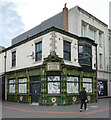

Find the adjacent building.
xmin=109 ymin=29 xmax=111 ymax=96
xmin=109 ymin=1 xmax=111 ymax=29
xmin=109 ymin=1 xmax=111 ymax=96
xmin=0 ymin=46 xmax=5 ymax=100
xmin=11 ymin=5 xmax=110 ymax=97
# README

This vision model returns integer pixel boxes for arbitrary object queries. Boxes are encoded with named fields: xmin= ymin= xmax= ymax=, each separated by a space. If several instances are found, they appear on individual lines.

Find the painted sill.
xmin=8 ymin=93 xmax=16 ymax=94
xmin=33 ymin=60 xmax=43 ymax=64
xmin=64 ymin=60 xmax=73 ymax=63
xmin=10 ymin=66 xmax=16 ymax=69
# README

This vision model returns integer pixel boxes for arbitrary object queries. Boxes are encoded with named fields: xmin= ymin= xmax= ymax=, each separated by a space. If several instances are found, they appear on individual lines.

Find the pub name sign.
xmin=47 ymin=62 xmax=60 ymax=71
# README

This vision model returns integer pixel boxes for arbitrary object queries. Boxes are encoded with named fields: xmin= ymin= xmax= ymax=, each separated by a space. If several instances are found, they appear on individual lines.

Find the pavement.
xmin=1 ymin=98 xmax=111 ymax=119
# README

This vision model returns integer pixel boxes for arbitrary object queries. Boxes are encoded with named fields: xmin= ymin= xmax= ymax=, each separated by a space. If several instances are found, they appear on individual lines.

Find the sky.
xmin=0 ymin=0 xmax=111 ymax=48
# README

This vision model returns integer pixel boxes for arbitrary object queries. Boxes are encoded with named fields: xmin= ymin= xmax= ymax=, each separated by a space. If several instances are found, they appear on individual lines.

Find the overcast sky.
xmin=0 ymin=0 xmax=111 ymax=48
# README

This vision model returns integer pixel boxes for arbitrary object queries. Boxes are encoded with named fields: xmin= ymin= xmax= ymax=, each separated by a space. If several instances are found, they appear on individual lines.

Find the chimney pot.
xmin=63 ymin=3 xmax=68 ymax=31
xmin=64 ymin=3 xmax=67 ymax=8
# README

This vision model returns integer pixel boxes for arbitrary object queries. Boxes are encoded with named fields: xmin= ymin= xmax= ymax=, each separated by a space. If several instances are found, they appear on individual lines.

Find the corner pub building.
xmin=1 ymin=27 xmax=97 ymax=105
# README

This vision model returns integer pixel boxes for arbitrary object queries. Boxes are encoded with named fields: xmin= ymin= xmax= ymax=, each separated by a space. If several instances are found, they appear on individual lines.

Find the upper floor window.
xmin=35 ymin=42 xmax=42 ymax=61
xmin=99 ymin=53 xmax=103 ymax=69
xmin=99 ymin=33 xmax=102 ymax=47
xmin=63 ymin=41 xmax=71 ymax=61
xmin=12 ymin=51 xmax=16 ymax=67
xmin=78 ymin=44 xmax=92 ymax=66
xmin=81 ymin=25 xmax=86 ymax=37
xmin=89 ymin=28 xmax=96 ymax=41
xmin=79 ymin=46 xmax=84 ymax=55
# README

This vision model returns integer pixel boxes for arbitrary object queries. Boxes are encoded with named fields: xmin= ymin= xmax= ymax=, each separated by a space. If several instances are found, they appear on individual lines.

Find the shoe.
xmin=80 ymin=109 xmax=82 ymax=112
xmin=85 ymin=108 xmax=88 ymax=110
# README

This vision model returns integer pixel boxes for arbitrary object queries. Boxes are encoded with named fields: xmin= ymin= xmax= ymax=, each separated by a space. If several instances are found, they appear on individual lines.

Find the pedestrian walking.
xmin=79 ymin=87 xmax=88 ymax=112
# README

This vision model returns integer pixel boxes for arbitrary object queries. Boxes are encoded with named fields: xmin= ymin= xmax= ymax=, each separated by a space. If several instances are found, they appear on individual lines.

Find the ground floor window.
xmin=67 ymin=76 xmax=79 ymax=94
xmin=9 ymin=79 xmax=16 ymax=93
xmin=18 ymin=78 xmax=27 ymax=94
xmin=47 ymin=76 xmax=60 ymax=94
xmin=83 ymin=78 xmax=93 ymax=93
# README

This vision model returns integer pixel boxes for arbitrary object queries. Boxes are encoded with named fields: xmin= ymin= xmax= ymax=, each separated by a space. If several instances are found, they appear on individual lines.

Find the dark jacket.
xmin=79 ymin=89 xmax=87 ymax=101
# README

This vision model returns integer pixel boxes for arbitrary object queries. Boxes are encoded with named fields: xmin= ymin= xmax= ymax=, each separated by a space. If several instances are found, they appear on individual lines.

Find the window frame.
xmin=8 ymin=79 xmax=16 ymax=94
xmin=18 ymin=78 xmax=27 ymax=94
xmin=99 ymin=53 xmax=103 ymax=69
xmin=99 ymin=32 xmax=102 ymax=47
xmin=82 ymin=77 xmax=93 ymax=93
xmin=78 ymin=43 xmax=92 ymax=66
xmin=47 ymin=75 xmax=61 ymax=95
xmin=81 ymin=25 xmax=86 ymax=37
xmin=63 ymin=40 xmax=71 ymax=61
xmin=89 ymin=28 xmax=96 ymax=41
xmin=67 ymin=76 xmax=80 ymax=94
xmin=12 ymin=51 xmax=16 ymax=67
xmin=35 ymin=41 xmax=42 ymax=61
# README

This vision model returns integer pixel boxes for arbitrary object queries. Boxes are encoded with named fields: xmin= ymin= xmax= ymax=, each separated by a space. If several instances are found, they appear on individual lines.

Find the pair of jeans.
xmin=80 ymin=100 xmax=87 ymax=109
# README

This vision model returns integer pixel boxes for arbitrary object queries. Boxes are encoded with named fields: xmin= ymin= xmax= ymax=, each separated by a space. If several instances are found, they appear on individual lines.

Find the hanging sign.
xmin=20 ymin=96 xmax=23 ymax=101
xmin=47 ymin=62 xmax=60 ymax=71
xmin=72 ymin=97 xmax=76 ymax=102
xmin=87 ymin=96 xmax=90 ymax=100
xmin=51 ymin=97 xmax=56 ymax=103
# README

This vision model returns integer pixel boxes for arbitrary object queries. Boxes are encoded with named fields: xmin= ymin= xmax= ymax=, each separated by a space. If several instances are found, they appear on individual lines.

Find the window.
xmin=63 ymin=41 xmax=71 ymax=61
xmin=67 ymin=76 xmax=79 ymax=94
xmin=47 ymin=76 xmax=60 ymax=94
xmin=81 ymin=25 xmax=86 ymax=37
xmin=18 ymin=78 xmax=27 ymax=94
xmin=12 ymin=51 xmax=16 ymax=67
xmin=9 ymin=79 xmax=16 ymax=94
xmin=78 ymin=44 xmax=92 ymax=66
xmin=99 ymin=33 xmax=102 ymax=47
xmin=89 ymin=28 xmax=96 ymax=41
xmin=79 ymin=46 xmax=84 ymax=55
xmin=83 ymin=78 xmax=93 ymax=93
xmin=35 ymin=42 xmax=42 ymax=61
xmin=99 ymin=53 xmax=103 ymax=69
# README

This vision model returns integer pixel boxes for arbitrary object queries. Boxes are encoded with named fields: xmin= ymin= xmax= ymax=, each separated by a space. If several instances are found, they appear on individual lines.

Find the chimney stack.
xmin=63 ymin=3 xmax=68 ymax=31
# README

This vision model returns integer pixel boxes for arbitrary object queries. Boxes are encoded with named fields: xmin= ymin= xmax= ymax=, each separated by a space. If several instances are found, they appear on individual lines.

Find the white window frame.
xmin=9 ymin=79 xmax=16 ymax=94
xmin=89 ymin=28 xmax=96 ymax=41
xmin=47 ymin=76 xmax=61 ymax=94
xmin=18 ymin=78 xmax=27 ymax=94
xmin=81 ymin=25 xmax=86 ymax=37
xmin=83 ymin=78 xmax=93 ymax=93
xmin=67 ymin=76 xmax=79 ymax=94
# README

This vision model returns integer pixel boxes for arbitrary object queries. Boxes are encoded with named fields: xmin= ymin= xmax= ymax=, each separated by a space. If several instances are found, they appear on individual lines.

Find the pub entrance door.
xmin=30 ymin=76 xmax=41 ymax=103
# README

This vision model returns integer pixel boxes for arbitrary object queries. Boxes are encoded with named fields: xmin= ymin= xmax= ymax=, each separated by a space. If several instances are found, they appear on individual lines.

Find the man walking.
xmin=79 ymin=87 xmax=88 ymax=112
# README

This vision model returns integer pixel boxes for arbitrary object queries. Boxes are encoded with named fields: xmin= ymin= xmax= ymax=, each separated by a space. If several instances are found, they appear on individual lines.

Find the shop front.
xmin=6 ymin=53 xmax=97 ymax=105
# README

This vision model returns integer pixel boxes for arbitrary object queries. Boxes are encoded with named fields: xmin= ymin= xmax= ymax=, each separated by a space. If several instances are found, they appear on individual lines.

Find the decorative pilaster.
xmin=50 ymin=31 xmax=57 ymax=53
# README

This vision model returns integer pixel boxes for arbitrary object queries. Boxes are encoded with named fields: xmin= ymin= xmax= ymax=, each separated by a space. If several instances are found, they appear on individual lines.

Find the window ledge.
xmin=10 ymin=66 xmax=16 ymax=69
xmin=33 ymin=61 xmax=43 ymax=64
xmin=64 ymin=60 xmax=72 ymax=63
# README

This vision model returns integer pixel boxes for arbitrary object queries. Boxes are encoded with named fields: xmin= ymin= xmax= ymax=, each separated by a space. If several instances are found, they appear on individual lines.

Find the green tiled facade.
xmin=7 ymin=53 xmax=97 ymax=105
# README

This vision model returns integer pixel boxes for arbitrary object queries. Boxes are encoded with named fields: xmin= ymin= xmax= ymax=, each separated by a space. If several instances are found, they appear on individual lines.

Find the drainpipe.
xmin=63 ymin=3 xmax=68 ymax=31
xmin=4 ymin=51 xmax=7 ymax=100
xmin=96 ymin=44 xmax=98 ymax=102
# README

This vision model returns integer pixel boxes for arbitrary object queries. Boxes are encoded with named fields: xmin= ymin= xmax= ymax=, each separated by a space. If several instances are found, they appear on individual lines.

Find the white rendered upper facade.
xmin=0 ymin=27 xmax=97 ymax=74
